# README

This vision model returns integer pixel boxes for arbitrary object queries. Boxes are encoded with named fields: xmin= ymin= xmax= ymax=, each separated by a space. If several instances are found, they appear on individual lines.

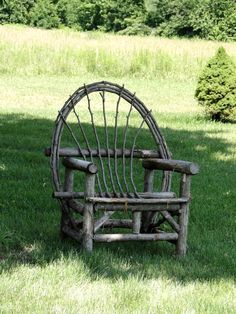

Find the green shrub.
xmin=190 ymin=0 xmax=236 ymax=41
xmin=195 ymin=47 xmax=236 ymax=121
xmin=102 ymin=0 xmax=146 ymax=32
xmin=57 ymin=0 xmax=147 ymax=32
xmin=145 ymin=0 xmax=236 ymax=41
xmin=0 ymin=0 xmax=34 ymax=24
xmin=118 ymin=17 xmax=152 ymax=36
xmin=29 ymin=0 xmax=60 ymax=29
xmin=1 ymin=0 xmax=236 ymax=40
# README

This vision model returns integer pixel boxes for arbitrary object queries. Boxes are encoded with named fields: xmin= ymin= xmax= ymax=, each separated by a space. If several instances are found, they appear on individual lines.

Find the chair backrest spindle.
xmin=50 ymin=81 xmax=172 ymax=196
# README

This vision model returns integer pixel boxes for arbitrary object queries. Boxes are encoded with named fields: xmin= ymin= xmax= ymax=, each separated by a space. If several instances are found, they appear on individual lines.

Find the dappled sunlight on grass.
xmin=1 ymin=250 xmax=236 ymax=313
xmin=0 ymin=163 xmax=7 ymax=171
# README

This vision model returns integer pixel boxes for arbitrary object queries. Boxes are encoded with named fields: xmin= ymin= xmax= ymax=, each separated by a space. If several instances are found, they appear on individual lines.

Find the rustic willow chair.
xmin=45 ymin=81 xmax=199 ymax=256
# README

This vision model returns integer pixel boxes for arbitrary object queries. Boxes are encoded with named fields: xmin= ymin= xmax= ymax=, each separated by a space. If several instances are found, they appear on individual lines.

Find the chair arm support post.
xmin=143 ymin=168 xmax=154 ymax=192
xmin=180 ymin=173 xmax=191 ymax=198
xmin=176 ymin=173 xmax=192 ymax=257
xmin=62 ymin=157 xmax=98 ymax=174
xmin=142 ymin=158 xmax=199 ymax=175
xmin=64 ymin=168 xmax=74 ymax=192
xmin=83 ymin=173 xmax=96 ymax=253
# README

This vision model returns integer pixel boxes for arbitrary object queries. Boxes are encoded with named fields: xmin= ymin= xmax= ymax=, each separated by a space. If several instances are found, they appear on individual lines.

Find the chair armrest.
xmin=142 ymin=158 xmax=199 ymax=175
xmin=62 ymin=157 xmax=98 ymax=174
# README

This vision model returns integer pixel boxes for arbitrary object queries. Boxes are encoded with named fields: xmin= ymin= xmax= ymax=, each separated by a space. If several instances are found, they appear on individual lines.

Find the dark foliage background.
xmin=0 ymin=0 xmax=236 ymax=40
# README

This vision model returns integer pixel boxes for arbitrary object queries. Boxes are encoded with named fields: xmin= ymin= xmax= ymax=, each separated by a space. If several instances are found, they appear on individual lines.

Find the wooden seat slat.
xmin=53 ymin=191 xmax=176 ymax=199
xmin=88 ymin=197 xmax=188 ymax=204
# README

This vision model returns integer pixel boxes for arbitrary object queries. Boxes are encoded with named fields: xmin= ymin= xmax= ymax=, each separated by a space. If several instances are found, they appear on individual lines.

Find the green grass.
xmin=1 ymin=24 xmax=236 ymax=80
xmin=0 ymin=26 xmax=236 ymax=313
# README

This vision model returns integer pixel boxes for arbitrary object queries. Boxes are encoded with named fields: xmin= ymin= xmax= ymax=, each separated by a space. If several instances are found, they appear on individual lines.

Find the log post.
xmin=83 ymin=173 xmax=95 ymax=252
xmin=63 ymin=157 xmax=97 ymax=174
xmin=132 ymin=212 xmax=141 ymax=234
xmin=176 ymin=173 xmax=191 ymax=257
xmin=142 ymin=159 xmax=199 ymax=175
xmin=64 ymin=168 xmax=74 ymax=192
xmin=141 ymin=168 xmax=155 ymax=232
xmin=60 ymin=167 xmax=74 ymax=238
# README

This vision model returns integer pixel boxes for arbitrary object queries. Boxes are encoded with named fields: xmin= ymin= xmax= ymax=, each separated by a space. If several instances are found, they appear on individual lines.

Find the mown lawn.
xmin=0 ymin=26 xmax=236 ymax=314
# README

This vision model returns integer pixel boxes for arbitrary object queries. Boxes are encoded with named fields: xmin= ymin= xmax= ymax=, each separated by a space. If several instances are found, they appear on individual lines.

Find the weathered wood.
xmin=45 ymin=147 xmax=160 ymax=158
xmin=94 ymin=233 xmax=178 ymax=242
xmin=142 ymin=158 xmax=199 ymax=175
xmin=143 ymin=168 xmax=154 ymax=192
xmin=88 ymin=197 xmax=188 ymax=204
xmin=60 ymin=167 xmax=75 ymax=235
xmin=67 ymin=199 xmax=84 ymax=214
xmin=95 ymin=203 xmax=181 ymax=212
xmin=64 ymin=168 xmax=74 ymax=192
xmin=102 ymin=219 xmax=133 ymax=229
xmin=62 ymin=225 xmax=82 ymax=242
xmin=176 ymin=174 xmax=191 ymax=257
xmin=132 ymin=212 xmax=141 ymax=234
xmin=83 ymin=174 xmax=95 ymax=252
xmin=46 ymin=81 xmax=199 ymax=255
xmin=137 ymin=169 xmax=152 ymax=234
xmin=62 ymin=157 xmax=98 ymax=174
xmin=160 ymin=211 xmax=180 ymax=233
xmin=94 ymin=211 xmax=114 ymax=233
xmin=141 ymin=168 xmax=155 ymax=233
xmin=53 ymin=191 xmax=176 ymax=199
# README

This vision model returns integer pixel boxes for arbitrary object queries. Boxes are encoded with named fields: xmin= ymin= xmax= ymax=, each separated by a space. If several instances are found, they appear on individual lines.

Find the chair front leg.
xmin=83 ymin=173 xmax=96 ymax=252
xmin=60 ymin=167 xmax=75 ymax=238
xmin=176 ymin=173 xmax=191 ymax=257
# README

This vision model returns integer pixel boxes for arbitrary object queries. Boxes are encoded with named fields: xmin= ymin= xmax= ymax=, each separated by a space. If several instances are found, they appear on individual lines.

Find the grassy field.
xmin=1 ymin=24 xmax=236 ymax=80
xmin=0 ymin=25 xmax=236 ymax=313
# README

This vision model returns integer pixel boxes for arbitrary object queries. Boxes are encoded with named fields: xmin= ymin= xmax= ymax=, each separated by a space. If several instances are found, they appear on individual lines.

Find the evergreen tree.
xmin=195 ymin=47 xmax=236 ymax=121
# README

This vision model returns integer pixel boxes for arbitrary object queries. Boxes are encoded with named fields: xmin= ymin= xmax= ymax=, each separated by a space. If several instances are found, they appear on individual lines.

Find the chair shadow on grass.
xmin=0 ymin=112 xmax=236 ymax=283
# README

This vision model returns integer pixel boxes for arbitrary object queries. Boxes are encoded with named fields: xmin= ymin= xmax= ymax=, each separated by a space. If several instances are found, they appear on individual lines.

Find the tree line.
xmin=1 ymin=0 xmax=236 ymax=41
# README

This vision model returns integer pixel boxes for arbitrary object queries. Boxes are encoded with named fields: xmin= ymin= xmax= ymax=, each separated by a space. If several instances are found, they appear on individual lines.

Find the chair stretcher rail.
xmin=94 ymin=233 xmax=178 ymax=242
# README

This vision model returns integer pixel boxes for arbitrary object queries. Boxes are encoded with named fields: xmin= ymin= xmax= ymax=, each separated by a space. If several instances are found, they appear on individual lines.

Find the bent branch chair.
xmin=45 ymin=81 xmax=199 ymax=256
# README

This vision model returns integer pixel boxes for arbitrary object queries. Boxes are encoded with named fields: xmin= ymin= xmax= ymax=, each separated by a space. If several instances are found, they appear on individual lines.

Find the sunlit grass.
xmin=0 ymin=76 xmax=198 ymax=116
xmin=1 ymin=24 xmax=236 ymax=80
xmin=1 ymin=255 xmax=236 ymax=313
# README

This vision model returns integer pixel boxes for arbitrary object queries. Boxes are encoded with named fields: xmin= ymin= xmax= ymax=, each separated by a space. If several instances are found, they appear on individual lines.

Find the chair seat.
xmin=88 ymin=196 xmax=188 ymax=205
xmin=89 ymin=196 xmax=188 ymax=212
xmin=53 ymin=191 xmax=176 ymax=199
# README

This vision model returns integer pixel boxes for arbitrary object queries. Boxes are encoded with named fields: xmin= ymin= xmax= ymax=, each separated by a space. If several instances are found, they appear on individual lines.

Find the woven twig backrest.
xmin=50 ymin=81 xmax=171 ymax=196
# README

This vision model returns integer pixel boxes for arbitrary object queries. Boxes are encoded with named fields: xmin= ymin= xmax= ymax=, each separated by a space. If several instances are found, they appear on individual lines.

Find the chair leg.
xmin=132 ymin=212 xmax=141 ymax=234
xmin=176 ymin=204 xmax=189 ymax=257
xmin=60 ymin=214 xmax=67 ymax=239
xmin=83 ymin=203 xmax=94 ymax=252
xmin=60 ymin=203 xmax=70 ymax=239
xmin=83 ymin=173 xmax=95 ymax=252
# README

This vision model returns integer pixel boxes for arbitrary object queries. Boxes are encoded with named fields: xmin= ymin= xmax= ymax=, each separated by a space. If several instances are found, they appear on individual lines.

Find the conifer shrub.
xmin=195 ymin=47 xmax=236 ymax=121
